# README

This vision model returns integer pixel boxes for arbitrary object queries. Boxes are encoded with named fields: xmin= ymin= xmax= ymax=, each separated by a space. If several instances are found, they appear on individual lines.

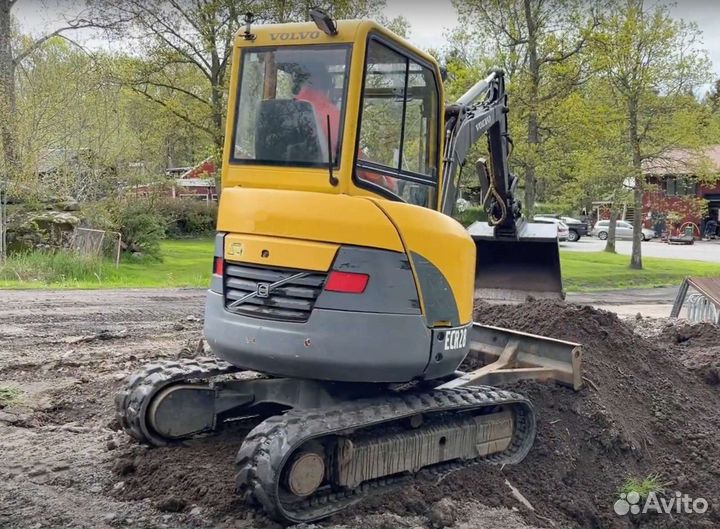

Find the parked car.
xmin=532 ymin=217 xmax=569 ymax=241
xmin=535 ymin=215 xmax=588 ymax=242
xmin=591 ymin=220 xmax=656 ymax=241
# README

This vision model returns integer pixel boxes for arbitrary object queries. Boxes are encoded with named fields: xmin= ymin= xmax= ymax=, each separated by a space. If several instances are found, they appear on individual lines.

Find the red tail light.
xmin=325 ymin=271 xmax=369 ymax=294
xmin=213 ymin=257 xmax=224 ymax=276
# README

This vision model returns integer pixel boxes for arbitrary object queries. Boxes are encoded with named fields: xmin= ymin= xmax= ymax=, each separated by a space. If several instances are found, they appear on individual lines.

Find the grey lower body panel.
xmin=204 ymin=291 xmax=436 ymax=383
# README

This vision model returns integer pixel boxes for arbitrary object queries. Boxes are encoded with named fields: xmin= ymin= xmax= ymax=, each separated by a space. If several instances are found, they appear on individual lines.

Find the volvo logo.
xmin=227 ymin=271 xmax=310 ymax=311
xmin=256 ymin=283 xmax=270 ymax=298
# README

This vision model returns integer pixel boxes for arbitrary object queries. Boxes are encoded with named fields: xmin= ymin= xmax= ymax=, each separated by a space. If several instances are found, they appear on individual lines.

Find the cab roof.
xmin=234 ymin=19 xmax=438 ymax=69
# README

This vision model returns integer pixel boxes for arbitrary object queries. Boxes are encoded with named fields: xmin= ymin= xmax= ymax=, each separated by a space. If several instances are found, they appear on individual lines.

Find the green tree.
xmin=452 ymin=0 xmax=597 ymax=217
xmin=590 ymin=0 xmax=710 ymax=268
xmin=91 ymin=0 xmax=387 ymax=179
xmin=0 ymin=0 xmax=104 ymax=188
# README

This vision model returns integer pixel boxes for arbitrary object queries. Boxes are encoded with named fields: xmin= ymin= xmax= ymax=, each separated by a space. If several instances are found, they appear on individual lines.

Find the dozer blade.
xmin=468 ymin=221 xmax=563 ymax=303
xmin=439 ymin=322 xmax=583 ymax=391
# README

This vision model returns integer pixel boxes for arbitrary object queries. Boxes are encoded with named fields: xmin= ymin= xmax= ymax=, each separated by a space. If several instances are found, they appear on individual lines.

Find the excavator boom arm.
xmin=441 ymin=69 xmax=517 ymax=236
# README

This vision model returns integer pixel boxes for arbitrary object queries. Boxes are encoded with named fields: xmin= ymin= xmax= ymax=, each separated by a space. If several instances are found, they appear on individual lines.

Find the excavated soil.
xmin=459 ymin=301 xmax=720 ymax=529
xmin=2 ymin=289 xmax=720 ymax=528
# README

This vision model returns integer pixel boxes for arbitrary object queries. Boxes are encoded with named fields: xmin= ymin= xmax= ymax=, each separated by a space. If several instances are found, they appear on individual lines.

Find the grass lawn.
xmin=560 ymin=251 xmax=720 ymax=291
xmin=2 ymin=238 xmax=719 ymax=292
xmin=0 ymin=239 xmax=215 ymax=289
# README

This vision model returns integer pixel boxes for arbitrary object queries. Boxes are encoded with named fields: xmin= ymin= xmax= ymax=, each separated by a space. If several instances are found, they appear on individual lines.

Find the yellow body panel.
xmin=224 ymin=233 xmax=339 ymax=271
xmin=373 ymin=200 xmax=476 ymax=325
xmin=217 ymin=187 xmax=404 ymax=253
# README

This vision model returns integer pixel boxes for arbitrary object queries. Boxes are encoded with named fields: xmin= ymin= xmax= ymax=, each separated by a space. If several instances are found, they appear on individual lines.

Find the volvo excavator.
xmin=116 ymin=13 xmax=582 ymax=524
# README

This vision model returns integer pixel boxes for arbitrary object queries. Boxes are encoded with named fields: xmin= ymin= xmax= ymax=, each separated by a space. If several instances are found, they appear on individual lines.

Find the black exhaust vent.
xmin=224 ymin=263 xmax=327 ymax=322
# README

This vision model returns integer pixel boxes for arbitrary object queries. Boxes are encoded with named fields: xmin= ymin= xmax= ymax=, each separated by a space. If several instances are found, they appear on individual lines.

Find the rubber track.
xmin=114 ymin=357 xmax=242 ymax=446
xmin=235 ymin=386 xmax=535 ymax=523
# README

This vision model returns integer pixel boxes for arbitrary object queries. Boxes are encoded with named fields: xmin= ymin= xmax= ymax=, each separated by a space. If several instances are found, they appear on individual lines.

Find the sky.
xmin=12 ymin=0 xmax=720 ymax=83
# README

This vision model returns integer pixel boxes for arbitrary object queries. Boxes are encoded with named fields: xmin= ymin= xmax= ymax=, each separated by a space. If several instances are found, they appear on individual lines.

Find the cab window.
xmin=232 ymin=45 xmax=351 ymax=167
xmin=355 ymin=38 xmax=439 ymax=208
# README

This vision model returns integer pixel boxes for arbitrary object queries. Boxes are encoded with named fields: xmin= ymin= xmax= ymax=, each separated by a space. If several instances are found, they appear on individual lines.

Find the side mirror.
xmin=440 ymin=66 xmax=448 ymax=82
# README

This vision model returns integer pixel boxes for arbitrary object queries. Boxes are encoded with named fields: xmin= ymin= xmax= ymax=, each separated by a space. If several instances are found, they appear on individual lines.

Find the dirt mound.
xmin=109 ymin=427 xmax=271 ymax=528
xmin=680 ymin=347 xmax=720 ymax=386
xmin=447 ymin=300 xmax=720 ymax=529
xmin=661 ymin=321 xmax=720 ymax=347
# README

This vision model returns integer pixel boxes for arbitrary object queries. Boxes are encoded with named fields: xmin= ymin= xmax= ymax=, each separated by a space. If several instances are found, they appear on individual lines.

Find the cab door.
xmin=350 ymin=35 xmax=442 ymax=209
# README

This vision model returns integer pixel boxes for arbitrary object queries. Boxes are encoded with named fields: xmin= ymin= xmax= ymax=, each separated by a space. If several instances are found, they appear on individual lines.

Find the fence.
xmin=70 ymin=227 xmax=122 ymax=267
xmin=686 ymin=293 xmax=720 ymax=324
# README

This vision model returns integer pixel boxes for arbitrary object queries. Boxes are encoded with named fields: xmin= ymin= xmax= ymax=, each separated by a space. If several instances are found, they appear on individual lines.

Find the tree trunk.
xmin=605 ymin=207 xmax=618 ymax=253
xmin=523 ymin=0 xmax=540 ymax=218
xmin=210 ymin=50 xmax=223 ymax=200
xmin=0 ymin=0 xmax=17 ymax=179
xmin=628 ymin=97 xmax=643 ymax=269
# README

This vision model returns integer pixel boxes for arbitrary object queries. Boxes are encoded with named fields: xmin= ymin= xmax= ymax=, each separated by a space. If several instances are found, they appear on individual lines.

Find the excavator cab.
xmin=227 ymin=20 xmax=563 ymax=305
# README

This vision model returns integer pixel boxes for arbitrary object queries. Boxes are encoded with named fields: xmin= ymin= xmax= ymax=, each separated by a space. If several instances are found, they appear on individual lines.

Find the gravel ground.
xmin=0 ymin=289 xmax=545 ymax=529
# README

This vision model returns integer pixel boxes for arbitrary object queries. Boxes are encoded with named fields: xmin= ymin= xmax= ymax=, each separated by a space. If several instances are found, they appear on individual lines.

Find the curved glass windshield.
xmin=232 ymin=45 xmax=351 ymax=167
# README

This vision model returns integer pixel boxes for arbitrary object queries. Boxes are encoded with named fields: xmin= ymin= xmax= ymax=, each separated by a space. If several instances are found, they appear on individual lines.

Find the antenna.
xmin=326 ymin=115 xmax=338 ymax=186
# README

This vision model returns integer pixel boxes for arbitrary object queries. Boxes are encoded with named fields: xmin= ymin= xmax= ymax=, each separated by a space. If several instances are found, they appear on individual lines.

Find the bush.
xmin=155 ymin=199 xmax=218 ymax=238
xmin=83 ymin=197 xmax=165 ymax=260
xmin=454 ymin=206 xmax=487 ymax=227
xmin=0 ymin=249 xmax=109 ymax=284
xmin=114 ymin=200 xmax=165 ymax=259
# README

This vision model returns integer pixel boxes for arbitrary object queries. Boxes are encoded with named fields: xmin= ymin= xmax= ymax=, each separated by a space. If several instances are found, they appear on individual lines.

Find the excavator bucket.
xmin=468 ymin=221 xmax=563 ymax=303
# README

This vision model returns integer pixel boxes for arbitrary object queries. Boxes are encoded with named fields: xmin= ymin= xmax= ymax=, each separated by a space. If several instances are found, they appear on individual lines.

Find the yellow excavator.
xmin=116 ymin=12 xmax=581 ymax=524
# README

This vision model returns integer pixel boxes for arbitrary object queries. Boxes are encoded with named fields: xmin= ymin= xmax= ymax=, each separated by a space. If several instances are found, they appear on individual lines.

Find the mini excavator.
xmin=116 ymin=12 xmax=582 ymax=524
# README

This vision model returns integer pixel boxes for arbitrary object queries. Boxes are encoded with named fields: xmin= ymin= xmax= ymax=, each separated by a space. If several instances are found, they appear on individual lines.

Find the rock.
xmin=89 ymin=484 xmax=102 ymax=494
xmin=112 ymin=481 xmax=125 ymax=491
xmin=56 ymin=199 xmax=80 ymax=212
xmin=103 ymin=512 xmax=117 ymax=523
xmin=27 ymin=467 xmax=48 ymax=477
xmin=428 ymin=498 xmax=457 ymax=528
xmin=173 ymin=323 xmax=186 ymax=331
xmin=106 ymin=439 xmax=118 ymax=451
xmin=185 ymin=315 xmax=201 ymax=322
xmin=0 ymin=410 xmax=20 ymax=425
xmin=156 ymin=497 xmax=187 ymax=513
xmin=60 ymin=424 xmax=90 ymax=433
xmin=6 ymin=209 xmax=81 ymax=253
xmin=112 ymin=458 xmax=136 ymax=476
xmin=189 ymin=506 xmax=203 ymax=517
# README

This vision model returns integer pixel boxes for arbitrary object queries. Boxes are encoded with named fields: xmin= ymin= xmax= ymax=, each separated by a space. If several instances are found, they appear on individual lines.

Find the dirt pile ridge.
xmin=452 ymin=300 xmax=720 ymax=529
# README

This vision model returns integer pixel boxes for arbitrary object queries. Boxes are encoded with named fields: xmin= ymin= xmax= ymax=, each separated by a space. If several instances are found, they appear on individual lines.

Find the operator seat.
xmin=255 ymin=99 xmax=326 ymax=164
